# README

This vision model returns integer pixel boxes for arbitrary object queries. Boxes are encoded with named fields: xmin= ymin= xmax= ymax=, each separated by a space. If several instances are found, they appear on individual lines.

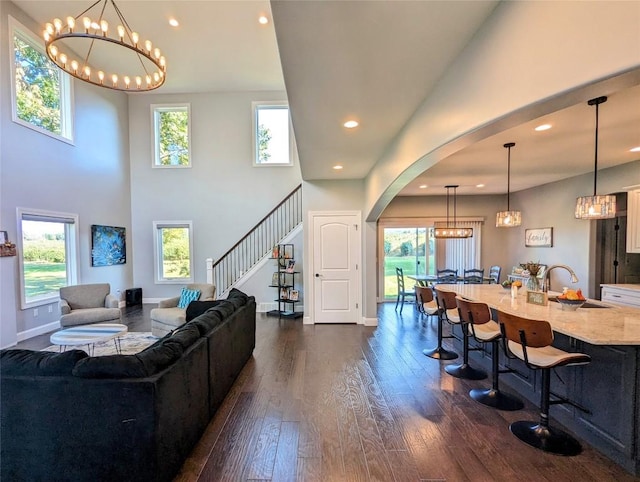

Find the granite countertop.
xmin=439 ymin=284 xmax=640 ymax=346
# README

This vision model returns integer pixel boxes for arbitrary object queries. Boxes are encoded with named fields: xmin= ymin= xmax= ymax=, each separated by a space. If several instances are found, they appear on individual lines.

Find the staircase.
xmin=208 ymin=184 xmax=302 ymax=297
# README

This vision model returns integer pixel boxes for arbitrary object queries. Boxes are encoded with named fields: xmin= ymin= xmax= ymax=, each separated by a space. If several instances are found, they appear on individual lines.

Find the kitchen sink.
xmin=547 ymin=296 xmax=610 ymax=308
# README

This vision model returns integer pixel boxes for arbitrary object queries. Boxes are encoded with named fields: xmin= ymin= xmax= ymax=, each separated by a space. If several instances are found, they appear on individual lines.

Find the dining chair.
xmin=463 ymin=268 xmax=485 ymax=284
xmin=489 ymin=265 xmax=501 ymax=284
xmin=395 ymin=267 xmax=416 ymax=314
xmin=498 ymin=310 xmax=591 ymax=455
xmin=436 ymin=268 xmax=458 ymax=284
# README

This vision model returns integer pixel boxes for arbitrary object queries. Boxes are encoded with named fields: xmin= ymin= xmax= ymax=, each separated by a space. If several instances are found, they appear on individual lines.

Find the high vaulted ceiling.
xmin=13 ymin=1 xmax=640 ymax=197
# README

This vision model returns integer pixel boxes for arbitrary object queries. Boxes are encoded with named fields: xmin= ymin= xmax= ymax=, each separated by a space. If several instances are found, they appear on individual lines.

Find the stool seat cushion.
xmin=445 ymin=308 xmax=460 ymax=323
xmin=422 ymin=300 xmax=438 ymax=315
xmin=468 ymin=319 xmax=500 ymax=342
xmin=507 ymin=341 xmax=591 ymax=369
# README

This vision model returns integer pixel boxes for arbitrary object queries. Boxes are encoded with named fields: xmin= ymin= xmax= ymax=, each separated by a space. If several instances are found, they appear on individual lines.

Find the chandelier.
xmin=496 ymin=142 xmax=522 ymax=227
xmin=434 ymin=185 xmax=473 ymax=239
xmin=575 ymin=96 xmax=616 ymax=219
xmin=42 ymin=0 xmax=166 ymax=92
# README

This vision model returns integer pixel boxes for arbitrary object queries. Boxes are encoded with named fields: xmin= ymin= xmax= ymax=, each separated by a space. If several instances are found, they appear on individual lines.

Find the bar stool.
xmin=455 ymin=296 xmax=523 ymax=411
xmin=422 ymin=287 xmax=458 ymax=360
xmin=498 ymin=310 xmax=591 ymax=455
xmin=415 ymin=285 xmax=438 ymax=325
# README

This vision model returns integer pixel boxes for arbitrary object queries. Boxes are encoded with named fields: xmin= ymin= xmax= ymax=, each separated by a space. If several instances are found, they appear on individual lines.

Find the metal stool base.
xmin=423 ymin=347 xmax=458 ymax=360
xmin=510 ymin=421 xmax=582 ymax=456
xmin=470 ymin=388 xmax=524 ymax=411
xmin=445 ymin=363 xmax=487 ymax=380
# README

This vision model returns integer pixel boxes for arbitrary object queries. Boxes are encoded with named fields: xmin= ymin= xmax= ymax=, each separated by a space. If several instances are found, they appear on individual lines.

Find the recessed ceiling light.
xmin=168 ymin=18 xmax=179 ymax=27
xmin=476 ymin=183 xmax=485 ymax=188
xmin=343 ymin=120 xmax=359 ymax=128
xmin=333 ymin=165 xmax=343 ymax=170
xmin=630 ymin=146 xmax=640 ymax=152
xmin=258 ymin=15 xmax=269 ymax=25
xmin=419 ymin=184 xmax=428 ymax=189
xmin=535 ymin=124 xmax=552 ymax=131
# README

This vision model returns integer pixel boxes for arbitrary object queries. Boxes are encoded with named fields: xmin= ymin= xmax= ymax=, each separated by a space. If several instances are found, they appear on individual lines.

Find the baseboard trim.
xmin=363 ymin=317 xmax=378 ymax=327
xmin=17 ymin=320 xmax=60 ymax=342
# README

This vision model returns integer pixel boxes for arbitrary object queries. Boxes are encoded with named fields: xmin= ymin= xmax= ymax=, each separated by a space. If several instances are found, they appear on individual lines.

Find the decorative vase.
xmin=527 ymin=275 xmax=541 ymax=292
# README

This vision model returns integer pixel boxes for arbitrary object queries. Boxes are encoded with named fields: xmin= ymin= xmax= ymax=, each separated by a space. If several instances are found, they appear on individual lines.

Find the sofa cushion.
xmin=72 ymin=354 xmax=147 ymax=378
xmin=169 ymin=323 xmax=201 ymax=349
xmin=186 ymin=300 xmax=223 ymax=322
xmin=151 ymin=306 xmax=187 ymax=326
xmin=189 ymin=308 xmax=225 ymax=336
xmin=59 ymin=307 xmax=121 ymax=326
xmin=178 ymin=288 xmax=201 ymax=309
xmin=1 ymin=349 xmax=88 ymax=376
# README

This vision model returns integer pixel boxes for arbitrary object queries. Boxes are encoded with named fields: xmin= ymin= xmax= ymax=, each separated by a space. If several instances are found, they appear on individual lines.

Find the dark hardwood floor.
xmin=15 ymin=302 xmax=637 ymax=481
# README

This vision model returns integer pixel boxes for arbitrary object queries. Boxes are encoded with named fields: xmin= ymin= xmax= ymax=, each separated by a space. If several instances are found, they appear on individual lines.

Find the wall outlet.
xmin=33 ymin=308 xmax=38 ymax=317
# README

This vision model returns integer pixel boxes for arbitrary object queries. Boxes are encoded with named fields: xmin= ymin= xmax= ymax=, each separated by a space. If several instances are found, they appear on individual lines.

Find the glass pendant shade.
xmin=496 ymin=142 xmax=521 ymax=227
xmin=433 ymin=185 xmax=473 ymax=239
xmin=496 ymin=210 xmax=522 ymax=227
xmin=576 ymin=96 xmax=616 ymax=220
xmin=575 ymin=195 xmax=616 ymax=219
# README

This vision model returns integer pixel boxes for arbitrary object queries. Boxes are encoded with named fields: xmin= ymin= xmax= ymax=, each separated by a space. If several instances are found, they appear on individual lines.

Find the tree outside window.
xmin=253 ymin=102 xmax=292 ymax=166
xmin=154 ymin=222 xmax=193 ymax=283
xmin=152 ymin=104 xmax=191 ymax=167
xmin=10 ymin=17 xmax=72 ymax=142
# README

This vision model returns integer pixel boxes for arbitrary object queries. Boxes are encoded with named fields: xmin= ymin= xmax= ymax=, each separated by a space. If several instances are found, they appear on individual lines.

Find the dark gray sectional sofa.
xmin=0 ymin=288 xmax=256 ymax=482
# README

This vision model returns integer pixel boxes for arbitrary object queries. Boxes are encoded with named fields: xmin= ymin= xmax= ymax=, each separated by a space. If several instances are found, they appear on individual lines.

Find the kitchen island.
xmin=437 ymin=283 xmax=640 ymax=475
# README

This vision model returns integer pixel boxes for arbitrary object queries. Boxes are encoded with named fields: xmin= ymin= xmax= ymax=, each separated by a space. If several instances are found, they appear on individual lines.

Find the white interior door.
xmin=312 ymin=213 xmax=360 ymax=324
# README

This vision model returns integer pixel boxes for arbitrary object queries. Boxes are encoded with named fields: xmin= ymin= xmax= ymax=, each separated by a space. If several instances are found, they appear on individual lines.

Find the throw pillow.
xmin=177 ymin=287 xmax=201 ymax=309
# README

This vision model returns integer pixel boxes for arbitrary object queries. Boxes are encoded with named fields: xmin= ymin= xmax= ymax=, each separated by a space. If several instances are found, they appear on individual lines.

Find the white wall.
xmin=0 ymin=2 xmax=133 ymax=347
xmin=127 ymin=91 xmax=302 ymax=300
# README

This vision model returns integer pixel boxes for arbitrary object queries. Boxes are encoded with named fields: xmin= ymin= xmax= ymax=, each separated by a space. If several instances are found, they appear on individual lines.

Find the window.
xmin=154 ymin=221 xmax=194 ymax=283
xmin=252 ymin=101 xmax=293 ymax=166
xmin=17 ymin=209 xmax=79 ymax=309
xmin=152 ymin=104 xmax=191 ymax=167
xmin=9 ymin=16 xmax=73 ymax=143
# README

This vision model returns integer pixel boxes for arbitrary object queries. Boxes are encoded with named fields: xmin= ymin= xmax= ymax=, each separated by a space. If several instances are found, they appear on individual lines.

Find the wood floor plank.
xmin=271 ymin=421 xmax=300 ymax=482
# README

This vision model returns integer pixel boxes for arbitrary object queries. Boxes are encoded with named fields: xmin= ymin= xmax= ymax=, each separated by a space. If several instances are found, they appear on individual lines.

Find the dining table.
xmin=407 ymin=274 xmax=494 ymax=286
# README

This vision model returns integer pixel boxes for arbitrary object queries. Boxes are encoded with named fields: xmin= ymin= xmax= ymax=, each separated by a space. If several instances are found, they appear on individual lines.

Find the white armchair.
xmin=59 ymin=283 xmax=121 ymax=327
xmin=150 ymin=283 xmax=216 ymax=337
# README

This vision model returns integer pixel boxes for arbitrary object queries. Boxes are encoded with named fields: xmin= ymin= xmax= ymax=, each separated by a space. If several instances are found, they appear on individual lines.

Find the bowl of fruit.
xmin=501 ymin=280 xmax=522 ymax=290
xmin=556 ymin=289 xmax=586 ymax=311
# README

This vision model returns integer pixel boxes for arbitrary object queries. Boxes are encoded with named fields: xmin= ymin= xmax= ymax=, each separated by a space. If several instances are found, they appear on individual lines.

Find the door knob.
xmin=315 ymin=273 xmax=320 ymax=277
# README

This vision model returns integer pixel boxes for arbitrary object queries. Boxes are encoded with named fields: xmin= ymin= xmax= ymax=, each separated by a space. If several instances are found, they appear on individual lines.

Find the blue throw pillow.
xmin=178 ymin=287 xmax=201 ymax=309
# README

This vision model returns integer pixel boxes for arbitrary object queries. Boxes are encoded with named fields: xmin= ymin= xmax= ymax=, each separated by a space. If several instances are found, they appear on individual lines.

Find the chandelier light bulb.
xmin=111 ymin=74 xmax=118 ymax=86
xmin=124 ymin=76 xmax=130 ymax=88
xmin=153 ymin=48 xmax=161 ymax=59
xmin=131 ymin=31 xmax=139 ymax=46
xmin=160 ymin=56 xmax=166 ymax=68
xmin=144 ymin=40 xmax=152 ymax=52
xmin=135 ymin=76 xmax=142 ymax=88
xmin=43 ymin=31 xmax=51 ymax=42
xmin=59 ymin=53 xmax=67 ymax=66
xmin=84 ymin=65 xmax=91 ymax=77
xmin=45 ymin=22 xmax=54 ymax=35
xmin=70 ymin=60 xmax=79 ymax=74
xmin=91 ymin=21 xmax=100 ymax=32
xmin=53 ymin=18 xmax=62 ymax=33
xmin=49 ymin=45 xmax=58 ymax=58
xmin=98 ymin=70 xmax=105 ymax=83
xmin=153 ymin=72 xmax=160 ymax=83
xmin=66 ymin=17 xmax=75 ymax=31
xmin=83 ymin=16 xmax=92 ymax=31
xmin=117 ymin=25 xmax=125 ymax=40
xmin=100 ymin=20 xmax=108 ymax=35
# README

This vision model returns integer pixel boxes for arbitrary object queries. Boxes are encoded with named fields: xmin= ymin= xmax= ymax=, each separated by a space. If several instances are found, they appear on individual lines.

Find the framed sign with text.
xmin=526 ymin=290 xmax=549 ymax=306
xmin=525 ymin=227 xmax=553 ymax=247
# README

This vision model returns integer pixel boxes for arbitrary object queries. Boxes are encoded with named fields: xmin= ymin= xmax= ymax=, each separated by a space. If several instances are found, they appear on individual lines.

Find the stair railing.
xmin=210 ymin=184 xmax=302 ymax=296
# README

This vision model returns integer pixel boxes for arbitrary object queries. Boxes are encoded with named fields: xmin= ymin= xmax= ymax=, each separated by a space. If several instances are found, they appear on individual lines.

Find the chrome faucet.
xmin=542 ymin=264 xmax=579 ymax=293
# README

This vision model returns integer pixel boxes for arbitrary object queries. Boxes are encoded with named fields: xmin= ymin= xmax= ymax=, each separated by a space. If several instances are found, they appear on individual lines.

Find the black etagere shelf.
xmin=267 ymin=243 xmax=303 ymax=319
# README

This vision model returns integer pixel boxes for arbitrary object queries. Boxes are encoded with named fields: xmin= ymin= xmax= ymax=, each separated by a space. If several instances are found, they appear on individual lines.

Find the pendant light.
xmin=575 ymin=96 xmax=616 ymax=219
xmin=434 ymin=185 xmax=473 ymax=238
xmin=496 ymin=142 xmax=522 ymax=227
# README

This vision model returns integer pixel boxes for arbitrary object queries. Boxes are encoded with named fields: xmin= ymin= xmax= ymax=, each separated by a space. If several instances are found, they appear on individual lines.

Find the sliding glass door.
xmin=381 ymin=227 xmax=435 ymax=300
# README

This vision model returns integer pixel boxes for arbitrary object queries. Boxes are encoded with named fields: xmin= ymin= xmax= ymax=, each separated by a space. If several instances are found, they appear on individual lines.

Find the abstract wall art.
xmin=91 ymin=225 xmax=126 ymax=266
